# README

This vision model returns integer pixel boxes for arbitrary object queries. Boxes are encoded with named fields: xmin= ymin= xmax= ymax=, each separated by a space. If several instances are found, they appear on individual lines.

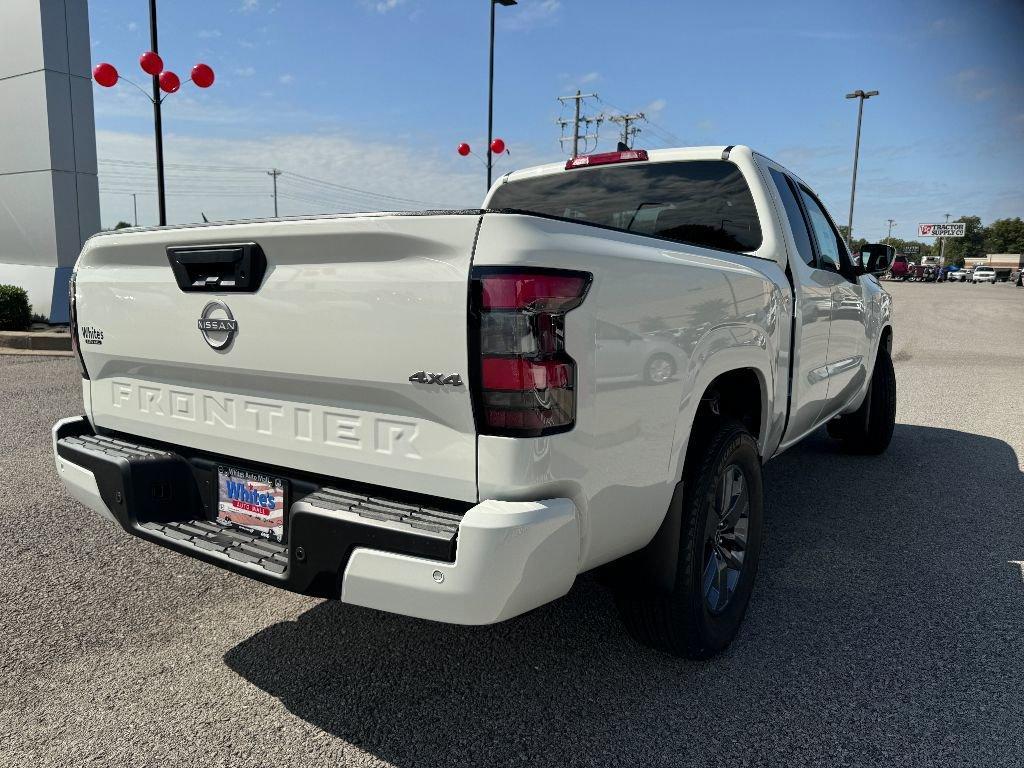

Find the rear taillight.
xmin=68 ymin=272 xmax=90 ymax=380
xmin=471 ymin=268 xmax=591 ymax=437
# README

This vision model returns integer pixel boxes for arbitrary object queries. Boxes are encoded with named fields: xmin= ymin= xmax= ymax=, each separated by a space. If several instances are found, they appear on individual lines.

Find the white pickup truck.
xmin=53 ymin=146 xmax=895 ymax=658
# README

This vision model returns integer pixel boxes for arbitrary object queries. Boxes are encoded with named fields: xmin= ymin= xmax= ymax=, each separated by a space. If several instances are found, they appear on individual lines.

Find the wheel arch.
xmin=604 ymin=365 xmax=768 ymax=596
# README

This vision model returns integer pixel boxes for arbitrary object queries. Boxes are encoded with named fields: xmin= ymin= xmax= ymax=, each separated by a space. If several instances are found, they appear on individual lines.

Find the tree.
xmin=940 ymin=215 xmax=983 ymax=267
xmin=113 ymin=221 xmax=132 ymax=230
xmin=983 ymin=217 xmax=1024 ymax=255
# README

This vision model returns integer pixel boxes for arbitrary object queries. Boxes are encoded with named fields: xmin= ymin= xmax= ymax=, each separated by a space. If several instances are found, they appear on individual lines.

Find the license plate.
xmin=216 ymin=465 xmax=287 ymax=543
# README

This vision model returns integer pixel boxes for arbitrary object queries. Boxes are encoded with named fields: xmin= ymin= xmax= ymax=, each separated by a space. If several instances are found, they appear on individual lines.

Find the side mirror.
xmin=859 ymin=244 xmax=895 ymax=276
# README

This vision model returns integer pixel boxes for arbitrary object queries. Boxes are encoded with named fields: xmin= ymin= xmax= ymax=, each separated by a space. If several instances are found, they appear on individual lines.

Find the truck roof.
xmin=494 ymin=145 xmax=749 ymax=187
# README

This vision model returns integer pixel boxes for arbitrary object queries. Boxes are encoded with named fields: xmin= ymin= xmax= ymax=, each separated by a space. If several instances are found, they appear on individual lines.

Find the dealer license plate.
xmin=216 ymin=465 xmax=286 ymax=543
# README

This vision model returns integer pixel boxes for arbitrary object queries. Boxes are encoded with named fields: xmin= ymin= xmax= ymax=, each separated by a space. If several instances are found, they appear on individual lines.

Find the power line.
xmin=608 ymin=112 xmax=645 ymax=149
xmin=557 ymin=91 xmax=602 ymax=157
xmin=267 ymin=168 xmax=282 ymax=217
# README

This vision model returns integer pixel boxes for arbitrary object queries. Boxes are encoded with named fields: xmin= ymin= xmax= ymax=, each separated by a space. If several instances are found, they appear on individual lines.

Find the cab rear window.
xmin=488 ymin=159 xmax=763 ymax=253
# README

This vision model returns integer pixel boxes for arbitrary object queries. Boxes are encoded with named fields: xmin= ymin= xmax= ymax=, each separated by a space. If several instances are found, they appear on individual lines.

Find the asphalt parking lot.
xmin=2 ymin=282 xmax=1023 ymax=768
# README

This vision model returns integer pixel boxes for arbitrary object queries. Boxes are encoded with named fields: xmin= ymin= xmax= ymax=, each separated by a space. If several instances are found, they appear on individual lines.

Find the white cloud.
xmin=95 ymin=129 xmax=483 ymax=227
xmin=198 ymin=29 xmax=222 ymax=39
xmin=126 ymin=21 xmax=138 ymax=32
xmin=363 ymin=0 xmax=406 ymax=12
xmin=278 ymin=74 xmax=294 ymax=85
xmin=579 ymin=71 xmax=599 ymax=85
xmin=645 ymin=98 xmax=667 ymax=117
xmin=240 ymin=0 xmax=259 ymax=12
xmin=952 ymin=68 xmax=996 ymax=102
xmin=501 ymin=0 xmax=561 ymax=31
xmin=234 ymin=66 xmax=256 ymax=77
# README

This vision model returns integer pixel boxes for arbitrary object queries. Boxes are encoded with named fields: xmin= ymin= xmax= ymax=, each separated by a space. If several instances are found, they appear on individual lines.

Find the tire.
xmin=614 ymin=421 xmax=763 ymax=659
xmin=644 ymin=354 xmax=676 ymax=385
xmin=828 ymin=346 xmax=896 ymax=454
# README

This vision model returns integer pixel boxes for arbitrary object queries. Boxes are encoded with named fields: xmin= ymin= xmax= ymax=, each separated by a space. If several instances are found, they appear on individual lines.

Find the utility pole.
xmin=844 ymin=89 xmax=879 ymax=250
xmin=267 ymin=168 xmax=282 ymax=217
xmin=557 ymin=91 xmax=600 ymax=157
xmin=886 ymin=218 xmax=895 ymax=244
xmin=608 ymin=112 xmax=645 ymax=149
xmin=148 ymin=0 xmax=167 ymax=226
xmin=132 ymin=193 xmax=138 ymax=227
xmin=939 ymin=212 xmax=950 ymax=265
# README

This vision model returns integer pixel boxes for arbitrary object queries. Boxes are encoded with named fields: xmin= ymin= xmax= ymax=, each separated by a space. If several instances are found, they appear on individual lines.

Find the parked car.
xmin=973 ymin=266 xmax=998 ymax=284
xmin=54 ymin=145 xmax=896 ymax=659
xmin=1012 ymin=268 xmax=1023 ymax=286
xmin=947 ymin=267 xmax=969 ymax=283
xmin=888 ymin=254 xmax=911 ymax=281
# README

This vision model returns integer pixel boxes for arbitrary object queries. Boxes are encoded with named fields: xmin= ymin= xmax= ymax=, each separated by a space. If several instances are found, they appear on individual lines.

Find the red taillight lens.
xmin=68 ymin=272 xmax=90 ymax=380
xmin=471 ymin=268 xmax=591 ymax=437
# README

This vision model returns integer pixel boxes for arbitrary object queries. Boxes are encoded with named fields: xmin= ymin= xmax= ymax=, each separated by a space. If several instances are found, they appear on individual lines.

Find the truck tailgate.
xmin=74 ymin=213 xmax=481 ymax=502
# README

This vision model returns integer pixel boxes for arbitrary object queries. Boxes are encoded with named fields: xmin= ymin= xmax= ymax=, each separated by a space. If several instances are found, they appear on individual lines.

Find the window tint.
xmin=488 ymin=160 xmax=763 ymax=253
xmin=769 ymin=169 xmax=815 ymax=267
xmin=797 ymin=187 xmax=846 ymax=271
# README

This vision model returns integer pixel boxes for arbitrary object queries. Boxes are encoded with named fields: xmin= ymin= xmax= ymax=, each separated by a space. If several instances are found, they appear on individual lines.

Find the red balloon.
xmin=92 ymin=62 xmax=118 ymax=87
xmin=139 ymin=51 xmax=163 ymax=76
xmin=158 ymin=70 xmax=180 ymax=94
xmin=457 ymin=143 xmax=471 ymax=157
xmin=490 ymin=138 xmax=506 ymax=155
xmin=191 ymin=63 xmax=215 ymax=88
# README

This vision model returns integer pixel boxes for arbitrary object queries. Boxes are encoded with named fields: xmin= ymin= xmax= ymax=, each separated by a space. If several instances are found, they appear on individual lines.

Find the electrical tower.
xmin=557 ymin=91 xmax=602 ymax=157
xmin=608 ymin=112 xmax=645 ymax=149
xmin=267 ymin=168 xmax=282 ymax=217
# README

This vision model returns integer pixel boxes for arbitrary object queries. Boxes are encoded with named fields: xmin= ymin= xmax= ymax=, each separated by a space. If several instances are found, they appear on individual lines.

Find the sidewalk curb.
xmin=0 ymin=330 xmax=72 ymax=353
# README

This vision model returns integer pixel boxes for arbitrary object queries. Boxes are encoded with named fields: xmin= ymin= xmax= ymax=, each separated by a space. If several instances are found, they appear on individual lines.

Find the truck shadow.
xmin=224 ymin=425 xmax=1024 ymax=768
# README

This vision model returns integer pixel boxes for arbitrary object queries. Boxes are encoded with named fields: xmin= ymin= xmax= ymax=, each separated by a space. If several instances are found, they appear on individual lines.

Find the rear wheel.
xmin=614 ymin=421 xmax=763 ymax=659
xmin=827 ymin=346 xmax=896 ymax=454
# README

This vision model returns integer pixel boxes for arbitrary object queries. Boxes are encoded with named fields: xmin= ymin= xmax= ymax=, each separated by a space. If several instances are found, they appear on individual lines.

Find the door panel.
xmin=794 ymin=186 xmax=870 ymax=411
xmin=766 ymin=168 xmax=831 ymax=440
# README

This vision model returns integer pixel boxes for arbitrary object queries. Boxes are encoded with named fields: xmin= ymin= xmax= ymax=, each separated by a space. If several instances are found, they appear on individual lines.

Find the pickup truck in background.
xmin=54 ymin=146 xmax=896 ymax=659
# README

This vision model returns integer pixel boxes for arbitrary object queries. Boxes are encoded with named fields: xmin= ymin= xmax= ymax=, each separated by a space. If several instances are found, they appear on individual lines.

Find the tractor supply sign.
xmin=918 ymin=223 xmax=966 ymax=238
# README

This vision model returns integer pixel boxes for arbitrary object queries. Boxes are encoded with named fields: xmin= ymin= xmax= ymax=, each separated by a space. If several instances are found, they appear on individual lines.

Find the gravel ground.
xmin=2 ymin=282 xmax=1023 ymax=767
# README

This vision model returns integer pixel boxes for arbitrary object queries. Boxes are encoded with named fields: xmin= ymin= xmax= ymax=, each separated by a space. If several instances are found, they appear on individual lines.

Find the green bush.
xmin=0 ymin=284 xmax=32 ymax=331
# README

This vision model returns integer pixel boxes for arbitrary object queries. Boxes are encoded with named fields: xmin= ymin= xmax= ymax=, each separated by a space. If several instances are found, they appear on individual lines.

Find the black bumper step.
xmin=55 ymin=419 xmax=467 ymax=598
xmin=139 ymin=519 xmax=289 ymax=576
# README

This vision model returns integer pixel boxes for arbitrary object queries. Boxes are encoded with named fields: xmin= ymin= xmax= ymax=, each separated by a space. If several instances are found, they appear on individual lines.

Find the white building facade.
xmin=0 ymin=0 xmax=99 ymax=323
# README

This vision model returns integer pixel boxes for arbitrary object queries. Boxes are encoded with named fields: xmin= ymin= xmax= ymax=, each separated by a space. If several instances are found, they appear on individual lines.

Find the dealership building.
xmin=0 ymin=0 xmax=98 ymax=323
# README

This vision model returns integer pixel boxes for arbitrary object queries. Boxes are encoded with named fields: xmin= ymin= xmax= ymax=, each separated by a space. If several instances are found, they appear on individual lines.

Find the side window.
xmin=797 ymin=187 xmax=847 ymax=272
xmin=769 ymin=169 xmax=815 ymax=267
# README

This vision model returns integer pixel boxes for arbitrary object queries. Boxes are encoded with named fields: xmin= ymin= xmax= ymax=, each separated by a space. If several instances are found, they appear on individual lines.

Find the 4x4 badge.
xmin=409 ymin=371 xmax=463 ymax=386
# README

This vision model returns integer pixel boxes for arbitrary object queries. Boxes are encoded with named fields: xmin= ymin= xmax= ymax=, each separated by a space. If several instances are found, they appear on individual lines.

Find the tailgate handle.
xmin=167 ymin=243 xmax=267 ymax=292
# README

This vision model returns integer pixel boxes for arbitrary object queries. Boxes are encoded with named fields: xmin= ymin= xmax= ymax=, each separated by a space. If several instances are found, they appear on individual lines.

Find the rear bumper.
xmin=52 ymin=416 xmax=579 ymax=624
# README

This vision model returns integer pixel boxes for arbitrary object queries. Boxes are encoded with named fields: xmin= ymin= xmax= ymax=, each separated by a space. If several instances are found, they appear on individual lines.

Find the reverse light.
xmin=471 ymin=268 xmax=591 ymax=437
xmin=565 ymin=149 xmax=648 ymax=170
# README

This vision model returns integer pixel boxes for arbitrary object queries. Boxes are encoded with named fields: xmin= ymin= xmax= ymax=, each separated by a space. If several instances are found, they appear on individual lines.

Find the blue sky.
xmin=89 ymin=0 xmax=1024 ymax=241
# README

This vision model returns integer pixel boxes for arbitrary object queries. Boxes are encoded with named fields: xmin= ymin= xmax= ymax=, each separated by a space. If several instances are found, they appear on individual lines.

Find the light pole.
xmin=844 ymin=89 xmax=879 ymax=250
xmin=940 ymin=212 xmax=950 ymax=265
xmin=886 ymin=218 xmax=895 ymax=244
xmin=92 ymin=0 xmax=216 ymax=226
xmin=487 ymin=0 xmax=517 ymax=192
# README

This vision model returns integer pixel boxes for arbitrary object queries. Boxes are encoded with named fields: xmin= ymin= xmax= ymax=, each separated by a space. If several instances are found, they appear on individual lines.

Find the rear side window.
xmin=489 ymin=160 xmax=763 ymax=253
xmin=769 ymin=169 xmax=815 ymax=267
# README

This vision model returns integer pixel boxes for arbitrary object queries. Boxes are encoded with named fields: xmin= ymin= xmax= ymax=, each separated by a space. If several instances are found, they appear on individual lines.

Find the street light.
xmin=844 ymin=89 xmax=879 ymax=250
xmin=92 ymin=0 xmax=216 ymax=226
xmin=487 ymin=0 xmax=517 ymax=192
